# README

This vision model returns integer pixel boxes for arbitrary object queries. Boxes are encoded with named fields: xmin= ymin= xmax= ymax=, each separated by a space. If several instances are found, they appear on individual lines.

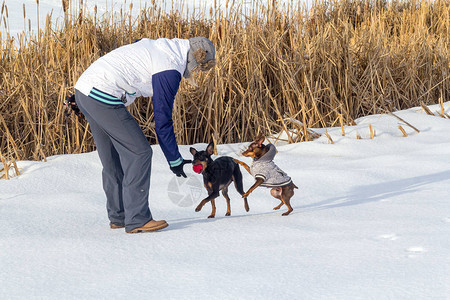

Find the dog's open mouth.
xmin=192 ymin=164 xmax=203 ymax=173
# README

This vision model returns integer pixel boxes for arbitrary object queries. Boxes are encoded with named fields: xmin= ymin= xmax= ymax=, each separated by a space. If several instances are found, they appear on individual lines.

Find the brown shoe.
xmin=110 ymin=223 xmax=125 ymax=229
xmin=126 ymin=220 xmax=168 ymax=233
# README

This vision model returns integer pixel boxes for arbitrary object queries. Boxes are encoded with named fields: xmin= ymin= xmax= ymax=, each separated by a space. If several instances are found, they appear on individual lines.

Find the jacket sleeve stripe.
xmin=255 ymin=174 xmax=266 ymax=181
xmin=169 ymin=157 xmax=183 ymax=167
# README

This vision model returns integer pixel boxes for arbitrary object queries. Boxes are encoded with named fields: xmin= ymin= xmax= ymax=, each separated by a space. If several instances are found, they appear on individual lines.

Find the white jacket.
xmin=74 ymin=38 xmax=190 ymax=107
xmin=74 ymin=38 xmax=191 ymax=167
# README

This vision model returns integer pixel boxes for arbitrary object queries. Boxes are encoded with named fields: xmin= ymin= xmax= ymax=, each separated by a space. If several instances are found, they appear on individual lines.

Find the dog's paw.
xmin=208 ymin=215 xmax=215 ymax=219
xmin=225 ymin=212 xmax=231 ymax=216
xmin=282 ymin=210 xmax=293 ymax=216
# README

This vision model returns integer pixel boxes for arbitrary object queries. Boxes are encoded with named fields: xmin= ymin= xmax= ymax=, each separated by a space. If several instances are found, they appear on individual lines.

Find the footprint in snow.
xmin=378 ymin=234 xmax=398 ymax=241
xmin=406 ymin=247 xmax=426 ymax=258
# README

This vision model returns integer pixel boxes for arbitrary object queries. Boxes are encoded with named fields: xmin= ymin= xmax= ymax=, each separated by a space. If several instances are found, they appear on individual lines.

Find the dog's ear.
xmin=206 ymin=142 xmax=215 ymax=155
xmin=190 ymin=147 xmax=197 ymax=155
xmin=255 ymin=134 xmax=265 ymax=147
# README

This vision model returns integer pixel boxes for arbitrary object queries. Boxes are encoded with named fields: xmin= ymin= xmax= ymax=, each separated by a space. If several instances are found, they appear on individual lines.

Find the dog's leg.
xmin=273 ymin=201 xmax=284 ymax=210
xmin=281 ymin=197 xmax=293 ymax=216
xmin=281 ymin=185 xmax=294 ymax=216
xmin=270 ymin=187 xmax=284 ymax=210
xmin=195 ymin=190 xmax=219 ymax=214
xmin=233 ymin=165 xmax=249 ymax=212
xmin=233 ymin=159 xmax=251 ymax=175
xmin=195 ymin=199 xmax=209 ymax=212
xmin=209 ymin=199 xmax=216 ymax=218
xmin=242 ymin=178 xmax=264 ymax=198
xmin=222 ymin=186 xmax=231 ymax=216
xmin=270 ymin=187 xmax=282 ymax=198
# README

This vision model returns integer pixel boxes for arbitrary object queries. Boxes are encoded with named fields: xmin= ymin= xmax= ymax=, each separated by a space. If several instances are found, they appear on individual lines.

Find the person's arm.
xmin=152 ymin=70 xmax=190 ymax=176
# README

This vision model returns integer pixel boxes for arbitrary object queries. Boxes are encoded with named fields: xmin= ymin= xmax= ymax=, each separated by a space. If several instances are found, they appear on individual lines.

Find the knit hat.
xmin=183 ymin=37 xmax=216 ymax=78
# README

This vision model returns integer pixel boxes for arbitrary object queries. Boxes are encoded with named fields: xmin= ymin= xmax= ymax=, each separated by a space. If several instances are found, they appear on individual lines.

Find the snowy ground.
xmin=1 ymin=103 xmax=450 ymax=299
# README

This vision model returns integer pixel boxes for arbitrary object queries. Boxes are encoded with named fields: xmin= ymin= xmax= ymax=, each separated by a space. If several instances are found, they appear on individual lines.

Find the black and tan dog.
xmin=190 ymin=142 xmax=249 ymax=218
xmin=234 ymin=136 xmax=298 ymax=216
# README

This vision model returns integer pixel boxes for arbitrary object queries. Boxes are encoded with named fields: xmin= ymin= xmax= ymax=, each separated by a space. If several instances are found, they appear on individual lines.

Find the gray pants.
xmin=75 ymin=90 xmax=152 ymax=231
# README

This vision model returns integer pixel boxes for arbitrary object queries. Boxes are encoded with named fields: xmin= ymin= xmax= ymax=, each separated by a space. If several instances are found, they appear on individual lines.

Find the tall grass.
xmin=0 ymin=0 xmax=448 ymax=161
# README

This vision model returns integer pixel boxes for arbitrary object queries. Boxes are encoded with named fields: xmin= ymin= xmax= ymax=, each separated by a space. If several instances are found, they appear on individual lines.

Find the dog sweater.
xmin=250 ymin=144 xmax=292 ymax=187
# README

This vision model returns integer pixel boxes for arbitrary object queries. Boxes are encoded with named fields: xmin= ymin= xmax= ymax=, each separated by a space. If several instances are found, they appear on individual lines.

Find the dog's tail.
xmin=232 ymin=164 xmax=250 ymax=212
xmin=233 ymin=159 xmax=251 ymax=175
xmin=232 ymin=165 xmax=245 ymax=195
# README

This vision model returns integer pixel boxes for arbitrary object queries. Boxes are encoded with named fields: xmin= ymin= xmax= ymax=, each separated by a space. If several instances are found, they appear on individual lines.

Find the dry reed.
xmin=0 ymin=0 xmax=448 ymax=162
xmin=399 ymin=125 xmax=408 ymax=137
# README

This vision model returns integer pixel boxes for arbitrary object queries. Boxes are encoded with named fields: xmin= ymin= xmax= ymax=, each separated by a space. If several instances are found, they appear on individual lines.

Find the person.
xmin=74 ymin=37 xmax=216 ymax=233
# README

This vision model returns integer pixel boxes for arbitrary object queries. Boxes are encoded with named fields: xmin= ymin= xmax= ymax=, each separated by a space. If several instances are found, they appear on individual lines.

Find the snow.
xmin=1 ymin=0 xmax=449 ymax=298
xmin=1 ymin=103 xmax=450 ymax=299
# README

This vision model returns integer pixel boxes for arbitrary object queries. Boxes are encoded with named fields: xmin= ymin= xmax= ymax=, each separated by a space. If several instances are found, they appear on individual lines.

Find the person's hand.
xmin=170 ymin=159 xmax=192 ymax=178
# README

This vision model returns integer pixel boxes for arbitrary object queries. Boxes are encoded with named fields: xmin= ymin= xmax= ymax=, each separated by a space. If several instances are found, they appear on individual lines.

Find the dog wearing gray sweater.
xmin=234 ymin=136 xmax=298 ymax=216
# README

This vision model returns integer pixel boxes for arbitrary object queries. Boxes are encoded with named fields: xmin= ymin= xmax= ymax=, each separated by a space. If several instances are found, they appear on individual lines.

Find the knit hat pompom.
xmin=184 ymin=37 xmax=216 ymax=78
xmin=193 ymin=48 xmax=207 ymax=64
